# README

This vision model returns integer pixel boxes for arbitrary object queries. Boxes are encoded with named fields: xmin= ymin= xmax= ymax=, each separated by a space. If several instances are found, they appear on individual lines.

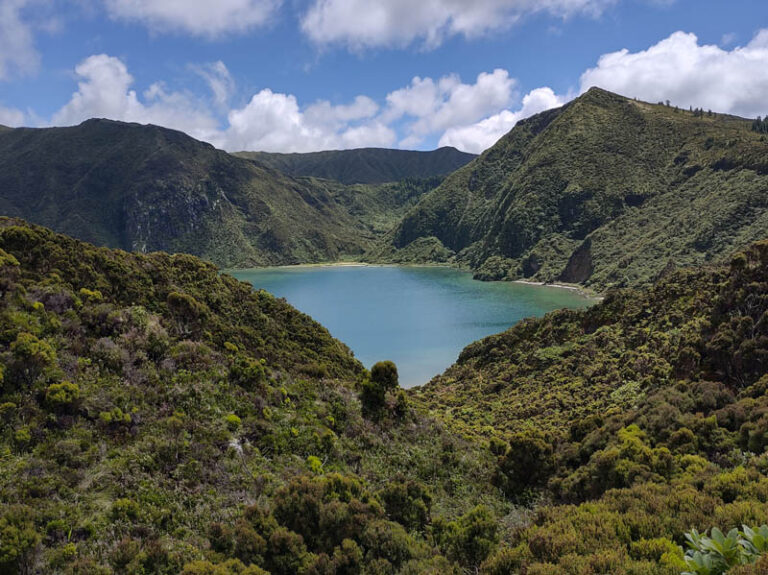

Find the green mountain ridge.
xmin=371 ymin=88 xmax=768 ymax=290
xmin=0 ymin=120 xmax=365 ymax=267
xmin=234 ymin=147 xmax=476 ymax=185
xmin=0 ymin=120 xmax=456 ymax=269
xmin=4 ymin=88 xmax=767 ymax=293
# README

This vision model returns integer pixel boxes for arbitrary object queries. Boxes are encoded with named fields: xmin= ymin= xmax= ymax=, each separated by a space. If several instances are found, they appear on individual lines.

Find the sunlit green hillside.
xmin=374 ymin=88 xmax=768 ymax=291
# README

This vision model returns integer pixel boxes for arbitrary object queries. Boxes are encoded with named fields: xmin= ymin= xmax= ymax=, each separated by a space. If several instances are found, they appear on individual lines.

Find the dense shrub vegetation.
xmin=0 ymin=219 xmax=505 ymax=574
xmin=416 ymin=240 xmax=768 ymax=573
xmin=3 ymin=216 xmax=768 ymax=573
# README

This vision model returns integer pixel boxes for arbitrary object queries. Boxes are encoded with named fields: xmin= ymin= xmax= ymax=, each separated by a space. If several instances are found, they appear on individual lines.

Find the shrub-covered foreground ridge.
xmin=415 ymin=239 xmax=768 ymax=573
xmin=0 ymin=219 xmax=505 ymax=574
xmin=2 ymin=218 xmax=768 ymax=574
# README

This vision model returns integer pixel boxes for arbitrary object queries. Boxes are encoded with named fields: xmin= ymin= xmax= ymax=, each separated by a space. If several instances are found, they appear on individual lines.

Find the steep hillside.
xmin=0 ymin=120 xmax=376 ymax=267
xmin=311 ymin=176 xmax=445 ymax=234
xmin=414 ymin=241 xmax=768 ymax=573
xmin=374 ymin=88 xmax=768 ymax=290
xmin=0 ymin=219 xmax=506 ymax=574
xmin=234 ymin=147 xmax=476 ymax=185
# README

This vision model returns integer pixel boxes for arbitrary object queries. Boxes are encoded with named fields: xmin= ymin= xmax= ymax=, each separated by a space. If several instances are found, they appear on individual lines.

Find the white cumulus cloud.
xmin=439 ymin=87 xmax=566 ymax=153
xmin=191 ymin=61 xmax=236 ymax=111
xmin=0 ymin=104 xmax=25 ymax=126
xmin=44 ymin=54 xmax=396 ymax=153
xmin=52 ymin=54 xmax=220 ymax=142
xmin=221 ymin=69 xmax=518 ymax=152
xmin=580 ymin=29 xmax=768 ymax=118
xmin=0 ymin=0 xmax=40 ymax=80
xmin=37 ymin=27 xmax=768 ymax=157
xmin=102 ymin=0 xmax=282 ymax=38
xmin=385 ymin=69 xmax=517 ymax=146
xmin=224 ymin=90 xmax=394 ymax=152
xmin=42 ymin=57 xmax=558 ymax=154
xmin=304 ymin=95 xmax=379 ymax=127
xmin=302 ymin=0 xmax=616 ymax=49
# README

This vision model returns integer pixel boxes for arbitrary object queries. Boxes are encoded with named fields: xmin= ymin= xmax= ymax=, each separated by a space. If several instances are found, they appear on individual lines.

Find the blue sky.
xmin=1 ymin=0 xmax=767 ymax=153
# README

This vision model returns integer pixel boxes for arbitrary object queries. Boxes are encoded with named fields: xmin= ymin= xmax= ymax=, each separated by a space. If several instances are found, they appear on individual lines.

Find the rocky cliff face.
xmin=559 ymin=239 xmax=593 ymax=284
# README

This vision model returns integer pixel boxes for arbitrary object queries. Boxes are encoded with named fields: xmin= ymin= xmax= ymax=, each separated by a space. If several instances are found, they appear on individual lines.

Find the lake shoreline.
xmin=226 ymin=262 xmax=601 ymax=300
xmin=512 ymin=279 xmax=603 ymax=301
xmin=229 ymin=261 xmax=450 ymax=270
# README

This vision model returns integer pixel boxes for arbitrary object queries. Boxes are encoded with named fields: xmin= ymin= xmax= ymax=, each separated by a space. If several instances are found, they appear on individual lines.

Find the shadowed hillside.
xmin=0 ymin=120 xmax=376 ymax=267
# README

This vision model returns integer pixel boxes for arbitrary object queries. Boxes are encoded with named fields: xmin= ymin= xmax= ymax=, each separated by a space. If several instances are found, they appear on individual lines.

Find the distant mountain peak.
xmin=581 ymin=85 xmax=623 ymax=98
xmin=234 ymin=146 xmax=477 ymax=185
xmin=565 ymin=86 xmax=632 ymax=111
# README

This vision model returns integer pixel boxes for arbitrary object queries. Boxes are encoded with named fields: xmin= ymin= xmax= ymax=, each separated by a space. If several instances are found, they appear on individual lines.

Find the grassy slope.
xmin=0 ymin=120 xmax=376 ymax=268
xmin=0 ymin=219 xmax=505 ymax=574
xmin=373 ymin=88 xmax=768 ymax=291
xmin=234 ymin=147 xmax=476 ymax=185
xmin=414 ymin=241 xmax=768 ymax=573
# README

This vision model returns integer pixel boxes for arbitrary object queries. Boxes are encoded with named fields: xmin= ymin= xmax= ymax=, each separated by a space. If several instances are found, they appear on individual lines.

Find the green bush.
xmin=233 ymin=521 xmax=267 ymax=566
xmin=378 ymin=479 xmax=432 ymax=532
xmin=8 ymin=332 xmax=56 ymax=386
xmin=265 ymin=527 xmax=310 ymax=575
xmin=181 ymin=559 xmax=269 ymax=574
xmin=44 ymin=381 xmax=80 ymax=411
xmin=271 ymin=474 xmax=383 ymax=552
xmin=360 ymin=361 xmax=399 ymax=416
xmin=436 ymin=505 xmax=499 ymax=569
xmin=229 ymin=355 xmax=268 ymax=392
xmin=225 ymin=414 xmax=242 ymax=431
xmin=0 ymin=506 xmax=40 ymax=574
xmin=494 ymin=430 xmax=555 ymax=498
xmin=110 ymin=498 xmax=140 ymax=522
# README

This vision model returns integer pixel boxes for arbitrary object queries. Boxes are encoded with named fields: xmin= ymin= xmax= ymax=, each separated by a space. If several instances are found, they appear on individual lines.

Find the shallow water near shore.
xmin=230 ymin=265 xmax=594 ymax=388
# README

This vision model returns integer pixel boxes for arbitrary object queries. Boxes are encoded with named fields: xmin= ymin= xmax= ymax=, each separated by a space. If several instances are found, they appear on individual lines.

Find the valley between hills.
xmin=1 ymin=87 xmax=768 ymax=575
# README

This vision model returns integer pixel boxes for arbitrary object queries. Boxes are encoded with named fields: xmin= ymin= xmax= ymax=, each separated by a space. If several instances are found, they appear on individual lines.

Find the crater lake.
xmin=230 ymin=265 xmax=594 ymax=388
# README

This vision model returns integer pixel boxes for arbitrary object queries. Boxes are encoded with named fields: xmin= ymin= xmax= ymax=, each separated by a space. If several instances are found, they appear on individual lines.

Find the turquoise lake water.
xmin=229 ymin=265 xmax=593 ymax=388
